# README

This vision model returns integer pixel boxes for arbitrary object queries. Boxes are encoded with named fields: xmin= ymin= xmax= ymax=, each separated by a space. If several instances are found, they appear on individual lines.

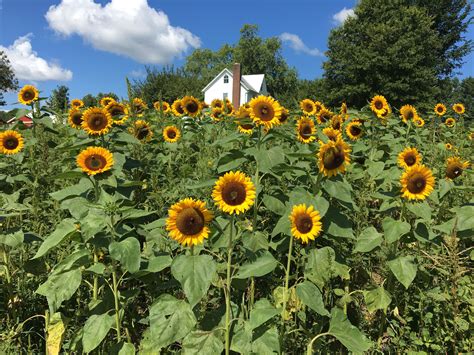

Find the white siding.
xmin=204 ymin=71 xmax=234 ymax=104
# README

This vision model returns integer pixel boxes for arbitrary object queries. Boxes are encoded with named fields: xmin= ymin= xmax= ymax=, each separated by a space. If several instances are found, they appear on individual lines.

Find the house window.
xmin=223 ymin=75 xmax=229 ymax=83
xmin=223 ymin=93 xmax=228 ymax=100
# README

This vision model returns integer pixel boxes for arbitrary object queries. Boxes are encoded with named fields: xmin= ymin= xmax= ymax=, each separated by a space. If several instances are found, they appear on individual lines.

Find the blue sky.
xmin=0 ymin=0 xmax=473 ymax=110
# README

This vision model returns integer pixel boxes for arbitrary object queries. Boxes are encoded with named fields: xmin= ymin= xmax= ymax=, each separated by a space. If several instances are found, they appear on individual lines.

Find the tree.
xmin=97 ymin=92 xmax=120 ymax=103
xmin=297 ymin=78 xmax=330 ymax=105
xmin=82 ymin=94 xmax=98 ymax=107
xmin=0 ymin=51 xmax=19 ymax=106
xmin=47 ymin=85 xmax=69 ymax=113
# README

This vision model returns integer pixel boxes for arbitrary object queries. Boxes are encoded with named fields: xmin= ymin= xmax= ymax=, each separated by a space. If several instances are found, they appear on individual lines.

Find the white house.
xmin=202 ymin=64 xmax=268 ymax=108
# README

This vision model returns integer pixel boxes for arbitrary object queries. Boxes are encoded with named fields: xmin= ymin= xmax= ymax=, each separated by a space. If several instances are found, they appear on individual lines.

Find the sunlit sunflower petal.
xmin=317 ymin=139 xmax=351 ymax=177
xmin=289 ymin=204 xmax=322 ymax=244
xmin=400 ymin=165 xmax=435 ymax=200
xmin=212 ymin=171 xmax=256 ymax=215
xmin=76 ymin=146 xmax=114 ymax=175
xmin=18 ymin=85 xmax=39 ymax=105
xmin=0 ymin=130 xmax=24 ymax=155
xmin=163 ymin=125 xmax=181 ymax=143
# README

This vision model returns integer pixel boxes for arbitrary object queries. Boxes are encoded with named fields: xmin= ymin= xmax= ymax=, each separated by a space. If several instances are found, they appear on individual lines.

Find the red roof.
xmin=7 ymin=116 xmax=33 ymax=127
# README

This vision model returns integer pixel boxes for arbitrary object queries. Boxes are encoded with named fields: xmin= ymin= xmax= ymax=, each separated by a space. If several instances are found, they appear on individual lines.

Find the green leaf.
xmin=234 ymin=250 xmax=277 ymax=279
xmin=451 ymin=206 xmax=474 ymax=231
xmin=171 ymin=255 xmax=216 ymax=307
xmin=387 ymin=256 xmax=417 ymax=289
xmin=322 ymin=180 xmax=353 ymax=204
xmin=50 ymin=178 xmax=93 ymax=201
xmin=367 ymin=161 xmax=385 ymax=178
xmin=328 ymin=308 xmax=372 ymax=353
xmin=82 ymin=312 xmax=115 ymax=353
xmin=325 ymin=207 xmax=354 ymax=239
xmin=262 ymin=194 xmax=287 ymax=215
xmin=363 ymin=286 xmax=392 ymax=313
xmin=36 ymin=269 xmax=82 ymax=313
xmin=354 ymin=226 xmax=382 ymax=253
xmin=147 ymin=254 xmax=172 ymax=273
xmin=249 ymin=299 xmax=279 ymax=330
xmin=252 ymin=326 xmax=280 ymax=354
xmin=295 ymin=281 xmax=329 ymax=316
xmin=406 ymin=201 xmax=432 ymax=221
xmin=109 ymin=237 xmax=141 ymax=274
xmin=231 ymin=321 xmax=252 ymax=354
xmin=438 ymin=179 xmax=454 ymax=199
xmin=271 ymin=213 xmax=291 ymax=237
xmin=33 ymin=219 xmax=77 ymax=259
xmin=0 ymin=230 xmax=24 ymax=248
xmin=255 ymin=146 xmax=286 ymax=173
xmin=305 ymin=247 xmax=350 ymax=288
xmin=288 ymin=188 xmax=330 ymax=217
xmin=382 ymin=217 xmax=411 ymax=243
xmin=182 ymin=331 xmax=223 ymax=355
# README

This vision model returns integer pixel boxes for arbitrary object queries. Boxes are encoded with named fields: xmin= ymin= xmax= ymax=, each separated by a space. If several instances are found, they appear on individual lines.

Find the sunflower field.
xmin=1 ymin=84 xmax=473 ymax=354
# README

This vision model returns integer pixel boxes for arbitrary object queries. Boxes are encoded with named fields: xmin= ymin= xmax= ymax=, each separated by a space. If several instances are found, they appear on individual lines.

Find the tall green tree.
xmin=82 ymin=94 xmax=98 ymax=107
xmin=323 ymin=0 xmax=442 ymax=108
xmin=97 ymin=92 xmax=119 ymax=103
xmin=0 ymin=51 xmax=19 ymax=106
xmin=47 ymin=85 xmax=70 ymax=113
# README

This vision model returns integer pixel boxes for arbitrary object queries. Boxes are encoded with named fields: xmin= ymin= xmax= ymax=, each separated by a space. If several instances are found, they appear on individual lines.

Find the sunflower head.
xmin=399 ymin=105 xmax=417 ymax=123
xmin=212 ymin=171 xmax=256 ymax=215
xmin=345 ymin=121 xmax=363 ymax=140
xmin=434 ymin=103 xmax=446 ymax=116
xmin=211 ymin=107 xmax=225 ymax=122
xmin=166 ymin=198 xmax=213 ymax=247
xmin=153 ymin=101 xmax=161 ymax=111
xmin=340 ymin=102 xmax=347 ymax=116
xmin=317 ymin=108 xmax=333 ymax=125
xmin=161 ymin=102 xmax=171 ymax=113
xmin=131 ymin=120 xmax=153 ymax=142
xmin=289 ymin=204 xmax=322 ymax=244
xmin=452 ymin=103 xmax=465 ymax=114
xmin=446 ymin=157 xmax=470 ymax=180
xmin=296 ymin=117 xmax=316 ymax=143
xmin=211 ymin=99 xmax=224 ymax=110
xmin=377 ymin=106 xmax=392 ymax=120
xmin=279 ymin=107 xmax=290 ymax=124
xmin=106 ymin=102 xmax=129 ymax=125
xmin=330 ymin=115 xmax=344 ymax=130
xmin=322 ymin=127 xmax=342 ymax=142
xmin=400 ymin=164 xmax=435 ymax=200
xmin=413 ymin=116 xmax=425 ymax=127
xmin=0 ymin=130 xmax=24 ymax=155
xmin=132 ymin=98 xmax=147 ymax=117
xmin=18 ymin=85 xmax=39 ymax=105
xmin=469 ymin=132 xmax=474 ymax=141
xmin=182 ymin=96 xmax=201 ymax=117
xmin=100 ymin=97 xmax=116 ymax=107
xmin=71 ymin=99 xmax=84 ymax=109
xmin=163 ymin=125 xmax=181 ymax=143
xmin=76 ymin=146 xmax=114 ymax=175
xmin=224 ymin=99 xmax=234 ymax=115
xmin=318 ymin=139 xmax=351 ymax=177
xmin=313 ymin=101 xmax=325 ymax=115
xmin=445 ymin=143 xmax=453 ymax=150
xmin=81 ymin=107 xmax=112 ymax=135
xmin=397 ymin=147 xmax=422 ymax=169
xmin=300 ymin=99 xmax=316 ymax=116
xmin=370 ymin=95 xmax=388 ymax=115
xmin=68 ymin=108 xmax=84 ymax=129
xmin=249 ymin=95 xmax=282 ymax=129
xmin=445 ymin=117 xmax=455 ymax=128
xmin=171 ymin=99 xmax=185 ymax=117
xmin=238 ymin=123 xmax=254 ymax=134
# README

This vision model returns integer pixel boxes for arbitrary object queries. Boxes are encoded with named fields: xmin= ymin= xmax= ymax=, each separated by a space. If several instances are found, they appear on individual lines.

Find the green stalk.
xmin=225 ymin=215 xmax=235 ymax=355
xmin=281 ymin=234 xmax=294 ymax=324
xmin=306 ymin=332 xmax=330 ymax=355
xmin=112 ymin=269 xmax=122 ymax=342
xmin=1 ymin=246 xmax=15 ymax=321
xmin=93 ymin=249 xmax=99 ymax=301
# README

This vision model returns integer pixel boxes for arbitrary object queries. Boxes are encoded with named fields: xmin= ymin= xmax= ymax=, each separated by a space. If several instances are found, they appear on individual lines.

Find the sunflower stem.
xmin=225 ymin=214 xmax=234 ymax=355
xmin=93 ymin=248 xmax=99 ymax=301
xmin=306 ymin=332 xmax=330 ymax=355
xmin=281 ymin=233 xmax=294 ymax=325
xmin=112 ymin=269 xmax=122 ymax=342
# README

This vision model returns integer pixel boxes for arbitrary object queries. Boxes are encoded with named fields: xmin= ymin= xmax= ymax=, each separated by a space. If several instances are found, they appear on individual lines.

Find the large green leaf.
xmin=354 ymin=226 xmax=383 ymax=253
xmin=295 ymin=281 xmax=329 ymax=316
xmin=182 ymin=331 xmax=223 ymax=355
xmin=406 ymin=201 xmax=432 ymax=221
xmin=387 ymin=256 xmax=417 ymax=289
xmin=328 ymin=308 xmax=372 ymax=353
xmin=249 ymin=299 xmax=279 ymax=330
xmin=36 ymin=269 xmax=82 ymax=313
xmin=451 ymin=205 xmax=474 ymax=231
xmin=382 ymin=217 xmax=411 ymax=243
xmin=363 ymin=286 xmax=392 ymax=313
xmin=33 ymin=219 xmax=77 ymax=259
xmin=305 ymin=247 xmax=350 ymax=288
xmin=255 ymin=146 xmax=286 ymax=173
xmin=109 ymin=237 xmax=141 ymax=274
xmin=0 ymin=230 xmax=24 ymax=248
xmin=82 ymin=312 xmax=115 ymax=353
xmin=50 ymin=178 xmax=93 ymax=201
xmin=262 ymin=194 xmax=287 ymax=215
xmin=234 ymin=251 xmax=278 ymax=279
xmin=322 ymin=180 xmax=353 ymax=204
xmin=288 ymin=188 xmax=330 ymax=217
xmin=171 ymin=255 xmax=216 ymax=307
xmin=252 ymin=326 xmax=280 ymax=354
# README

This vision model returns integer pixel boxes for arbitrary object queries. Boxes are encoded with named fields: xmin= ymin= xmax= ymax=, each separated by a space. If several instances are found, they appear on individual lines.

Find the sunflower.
xmin=236 ymin=107 xmax=253 ymax=133
xmin=397 ymin=147 xmax=422 ymax=169
xmin=211 ymin=98 xmax=224 ymax=110
xmin=313 ymin=101 xmax=325 ymax=115
xmin=201 ymin=101 xmax=209 ymax=109
xmin=166 ymin=198 xmax=213 ymax=247
xmin=238 ymin=124 xmax=254 ymax=134
xmin=0 ymin=130 xmax=24 ymax=155
xmin=345 ymin=121 xmax=363 ymax=140
xmin=130 ymin=120 xmax=153 ymax=142
xmin=446 ymin=157 xmax=469 ymax=180
xmin=106 ymin=102 xmax=129 ymax=125
xmin=76 ymin=146 xmax=114 ymax=175
xmin=171 ymin=99 xmax=185 ymax=117
xmin=413 ymin=116 xmax=425 ymax=127
xmin=296 ymin=117 xmax=316 ymax=143
xmin=434 ymin=103 xmax=446 ymax=116
xmin=318 ymin=139 xmax=351 ymax=177
xmin=330 ymin=115 xmax=344 ymax=130
xmin=182 ymin=96 xmax=201 ymax=117
xmin=153 ymin=101 xmax=161 ymax=111
xmin=224 ymin=99 xmax=234 ymax=115
xmin=212 ymin=171 xmax=256 ymax=215
xmin=370 ymin=95 xmax=388 ymax=115
xmin=452 ymin=103 xmax=465 ymax=115
xmin=211 ymin=107 xmax=225 ymax=122
xmin=316 ymin=108 xmax=333 ymax=125
xmin=132 ymin=98 xmax=147 ymax=117
xmin=289 ymin=204 xmax=322 ymax=244
xmin=100 ymin=97 xmax=116 ymax=107
xmin=81 ymin=107 xmax=112 ymax=135
xmin=300 ymin=99 xmax=316 ymax=116
xmin=469 ymin=132 xmax=474 ymax=141
xmin=279 ymin=107 xmax=290 ymax=124
xmin=445 ymin=143 xmax=453 ymax=150
xmin=400 ymin=165 xmax=435 ymax=200
xmin=18 ymin=85 xmax=39 ymax=105
xmin=249 ymin=95 xmax=282 ymax=129
xmin=71 ymin=99 xmax=84 ymax=109
xmin=340 ymin=102 xmax=347 ymax=116
xmin=445 ymin=117 xmax=455 ymax=128
xmin=161 ymin=102 xmax=171 ymax=113
xmin=322 ymin=127 xmax=342 ymax=142
xmin=163 ymin=126 xmax=181 ymax=143
xmin=378 ymin=106 xmax=392 ymax=120
xmin=399 ymin=105 xmax=417 ymax=123
xmin=68 ymin=108 xmax=84 ymax=129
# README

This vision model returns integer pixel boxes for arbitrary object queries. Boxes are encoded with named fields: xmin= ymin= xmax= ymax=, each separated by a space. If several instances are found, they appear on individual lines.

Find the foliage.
xmin=0 ymin=51 xmax=19 ymax=107
xmin=46 ymin=85 xmax=70 ymax=113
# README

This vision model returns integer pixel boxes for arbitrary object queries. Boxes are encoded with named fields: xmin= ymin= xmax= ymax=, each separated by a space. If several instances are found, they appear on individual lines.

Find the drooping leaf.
xmin=328 ymin=308 xmax=372 ymax=353
xmin=249 ymin=299 xmax=280 ymax=330
xmin=363 ymin=286 xmax=392 ymax=313
xmin=295 ymin=281 xmax=329 ymax=316
xmin=234 ymin=251 xmax=278 ymax=279
xmin=82 ymin=312 xmax=115 ymax=353
xmin=109 ymin=237 xmax=141 ymax=274
xmin=33 ymin=219 xmax=77 ymax=259
xmin=387 ymin=256 xmax=417 ymax=289
xmin=36 ymin=269 xmax=82 ymax=313
xmin=382 ymin=217 xmax=411 ymax=243
xmin=305 ymin=247 xmax=350 ymax=288
xmin=46 ymin=312 xmax=68 ymax=355
xmin=354 ymin=226 xmax=383 ymax=253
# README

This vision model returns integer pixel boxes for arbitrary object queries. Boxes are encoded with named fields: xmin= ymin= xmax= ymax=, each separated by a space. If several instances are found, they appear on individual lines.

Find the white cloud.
xmin=0 ymin=34 xmax=73 ymax=81
xmin=45 ymin=0 xmax=201 ymax=64
xmin=129 ymin=69 xmax=146 ymax=78
xmin=279 ymin=33 xmax=324 ymax=57
xmin=333 ymin=7 xmax=356 ymax=25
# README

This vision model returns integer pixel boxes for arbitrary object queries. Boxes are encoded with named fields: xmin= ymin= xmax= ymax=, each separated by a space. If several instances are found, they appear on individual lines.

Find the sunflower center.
xmin=279 ymin=113 xmax=288 ymax=122
xmin=332 ymin=121 xmax=341 ymax=130
xmin=136 ymin=127 xmax=149 ymax=140
xmin=407 ymin=111 xmax=414 ymax=120
xmin=295 ymin=214 xmax=313 ymax=234
xmin=176 ymin=207 xmax=205 ymax=235
xmin=22 ymin=90 xmax=34 ymax=101
xmin=320 ymin=114 xmax=330 ymax=123
xmin=375 ymin=101 xmax=383 ymax=110
xmin=301 ymin=124 xmax=312 ymax=137
xmin=323 ymin=147 xmax=345 ymax=170
xmin=304 ymin=104 xmax=313 ymax=112
xmin=110 ymin=107 xmax=124 ymax=117
xmin=404 ymin=155 xmax=416 ymax=166
xmin=85 ymin=155 xmax=107 ymax=171
xmin=447 ymin=165 xmax=462 ymax=179
xmin=177 ymin=105 xmax=184 ymax=114
xmin=4 ymin=138 xmax=19 ymax=150
xmin=256 ymin=104 xmax=275 ymax=122
xmin=89 ymin=114 xmax=108 ymax=130
xmin=167 ymin=130 xmax=176 ymax=139
xmin=241 ymin=123 xmax=253 ymax=130
xmin=350 ymin=125 xmax=361 ymax=136
xmin=186 ymin=102 xmax=199 ymax=113
xmin=72 ymin=113 xmax=83 ymax=125
xmin=407 ymin=174 xmax=426 ymax=194
xmin=221 ymin=181 xmax=247 ymax=206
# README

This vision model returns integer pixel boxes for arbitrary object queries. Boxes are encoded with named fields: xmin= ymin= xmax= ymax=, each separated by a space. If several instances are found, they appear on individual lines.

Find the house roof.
xmin=202 ymin=68 xmax=265 ymax=93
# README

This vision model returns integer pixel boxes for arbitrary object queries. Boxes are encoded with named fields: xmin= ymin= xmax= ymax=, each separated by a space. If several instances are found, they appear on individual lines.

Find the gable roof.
xmin=202 ymin=68 xmax=265 ymax=93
